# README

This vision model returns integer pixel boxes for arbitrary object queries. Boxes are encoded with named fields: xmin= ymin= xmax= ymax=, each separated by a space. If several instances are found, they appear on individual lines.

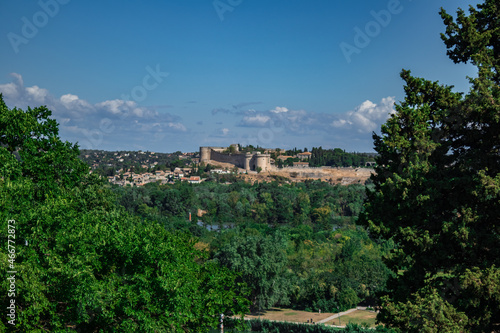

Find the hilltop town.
xmin=79 ymin=144 xmax=376 ymax=186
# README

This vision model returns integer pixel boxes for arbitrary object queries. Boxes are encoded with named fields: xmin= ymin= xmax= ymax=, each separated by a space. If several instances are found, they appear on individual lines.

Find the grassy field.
xmin=244 ymin=308 xmax=333 ymax=324
xmin=241 ymin=308 xmax=378 ymax=328
xmin=325 ymin=310 xmax=377 ymax=327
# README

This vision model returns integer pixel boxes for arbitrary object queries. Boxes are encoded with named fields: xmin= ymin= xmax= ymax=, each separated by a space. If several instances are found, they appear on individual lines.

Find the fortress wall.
xmin=210 ymin=150 xmax=247 ymax=169
xmin=277 ymin=167 xmax=374 ymax=179
xmin=200 ymin=146 xmax=272 ymax=171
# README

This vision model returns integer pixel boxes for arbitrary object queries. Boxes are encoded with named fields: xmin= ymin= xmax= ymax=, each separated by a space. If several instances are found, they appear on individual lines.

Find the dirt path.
xmin=317 ymin=307 xmax=360 ymax=324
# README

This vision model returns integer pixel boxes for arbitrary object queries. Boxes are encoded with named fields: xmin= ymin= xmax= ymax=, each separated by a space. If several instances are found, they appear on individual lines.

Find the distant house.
xmin=187 ymin=176 xmax=201 ymax=184
xmin=297 ymin=152 xmax=312 ymax=160
xmin=180 ymin=176 xmax=201 ymax=184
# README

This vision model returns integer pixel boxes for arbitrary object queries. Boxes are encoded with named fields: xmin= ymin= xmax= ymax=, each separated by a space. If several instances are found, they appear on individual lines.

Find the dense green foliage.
xmin=309 ymin=148 xmax=375 ymax=168
xmin=113 ymin=180 xmax=368 ymax=229
xmin=360 ymin=1 xmax=500 ymax=332
xmin=0 ymin=98 xmax=89 ymax=199
xmin=214 ymin=232 xmax=290 ymax=311
xmin=0 ymin=96 xmax=249 ymax=332
xmin=113 ymin=180 xmax=392 ymax=314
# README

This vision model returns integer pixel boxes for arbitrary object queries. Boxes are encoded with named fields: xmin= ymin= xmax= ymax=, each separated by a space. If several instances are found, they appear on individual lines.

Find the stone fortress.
xmin=200 ymin=144 xmax=271 ymax=172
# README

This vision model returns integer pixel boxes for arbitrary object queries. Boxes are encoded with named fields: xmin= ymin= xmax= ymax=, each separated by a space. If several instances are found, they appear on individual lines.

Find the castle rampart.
xmin=199 ymin=145 xmax=271 ymax=171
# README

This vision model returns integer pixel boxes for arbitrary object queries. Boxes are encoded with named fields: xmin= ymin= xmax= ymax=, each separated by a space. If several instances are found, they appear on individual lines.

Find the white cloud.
xmin=222 ymin=128 xmax=230 ymax=135
xmin=0 ymin=73 xmax=188 ymax=151
xmin=0 ymin=83 xmax=19 ymax=99
xmin=60 ymin=93 xmax=79 ymax=104
xmin=25 ymin=85 xmax=50 ymax=104
xmin=60 ymin=94 xmax=93 ymax=110
xmin=331 ymin=97 xmax=395 ymax=133
xmin=332 ymin=119 xmax=349 ymax=128
xmin=167 ymin=122 xmax=187 ymax=131
xmin=240 ymin=114 xmax=271 ymax=127
xmin=270 ymin=106 xmax=289 ymax=113
xmin=0 ymin=73 xmax=23 ymax=100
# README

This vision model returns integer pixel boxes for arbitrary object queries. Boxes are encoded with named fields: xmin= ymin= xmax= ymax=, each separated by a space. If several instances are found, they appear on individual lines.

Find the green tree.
xmin=0 ymin=95 xmax=90 ymax=197
xmin=214 ymin=232 xmax=290 ymax=311
xmin=293 ymin=192 xmax=311 ymax=225
xmin=360 ymin=1 xmax=500 ymax=332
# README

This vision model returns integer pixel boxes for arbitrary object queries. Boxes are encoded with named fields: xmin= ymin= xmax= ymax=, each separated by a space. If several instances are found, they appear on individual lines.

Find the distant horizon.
xmin=1 ymin=0 xmax=480 ymax=153
xmin=79 ymin=145 xmax=379 ymax=155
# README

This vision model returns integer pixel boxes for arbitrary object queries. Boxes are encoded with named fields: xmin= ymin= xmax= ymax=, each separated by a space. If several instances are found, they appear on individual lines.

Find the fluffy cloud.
xmin=332 ymin=97 xmax=396 ymax=133
xmin=0 ymin=73 xmax=187 ymax=151
xmin=270 ymin=106 xmax=289 ymax=113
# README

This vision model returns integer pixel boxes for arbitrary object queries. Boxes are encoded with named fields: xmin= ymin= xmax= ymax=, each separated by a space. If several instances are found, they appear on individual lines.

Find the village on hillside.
xmin=79 ymin=145 xmax=377 ymax=187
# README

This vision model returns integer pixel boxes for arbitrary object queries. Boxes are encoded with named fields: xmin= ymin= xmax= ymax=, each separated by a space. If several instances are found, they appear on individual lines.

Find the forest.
xmin=111 ymin=180 xmax=393 ymax=314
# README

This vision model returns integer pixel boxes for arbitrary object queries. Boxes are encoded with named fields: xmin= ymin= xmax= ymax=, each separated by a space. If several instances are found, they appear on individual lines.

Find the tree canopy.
xmin=213 ymin=231 xmax=290 ymax=311
xmin=0 ymin=95 xmax=249 ymax=332
xmin=360 ymin=1 xmax=500 ymax=332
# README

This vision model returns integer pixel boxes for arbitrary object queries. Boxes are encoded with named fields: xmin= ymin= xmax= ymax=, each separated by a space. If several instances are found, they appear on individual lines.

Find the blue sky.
xmin=0 ymin=0 xmax=480 ymax=153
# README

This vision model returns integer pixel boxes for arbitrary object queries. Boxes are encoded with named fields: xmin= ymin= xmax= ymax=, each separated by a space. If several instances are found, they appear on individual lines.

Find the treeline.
xmin=112 ymin=180 xmax=368 ymax=229
xmin=112 ymin=180 xmax=393 ymax=313
xmin=309 ymin=147 xmax=376 ymax=168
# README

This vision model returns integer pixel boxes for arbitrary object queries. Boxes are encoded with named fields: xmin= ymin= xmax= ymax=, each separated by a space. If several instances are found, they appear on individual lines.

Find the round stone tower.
xmin=200 ymin=147 xmax=212 ymax=163
xmin=256 ymin=154 xmax=271 ymax=172
xmin=230 ymin=143 xmax=239 ymax=152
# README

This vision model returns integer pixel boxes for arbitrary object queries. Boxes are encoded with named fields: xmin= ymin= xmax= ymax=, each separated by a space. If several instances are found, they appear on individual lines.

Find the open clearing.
xmin=325 ymin=310 xmax=377 ymax=327
xmin=243 ymin=308 xmax=334 ymax=324
xmin=242 ymin=308 xmax=378 ymax=328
